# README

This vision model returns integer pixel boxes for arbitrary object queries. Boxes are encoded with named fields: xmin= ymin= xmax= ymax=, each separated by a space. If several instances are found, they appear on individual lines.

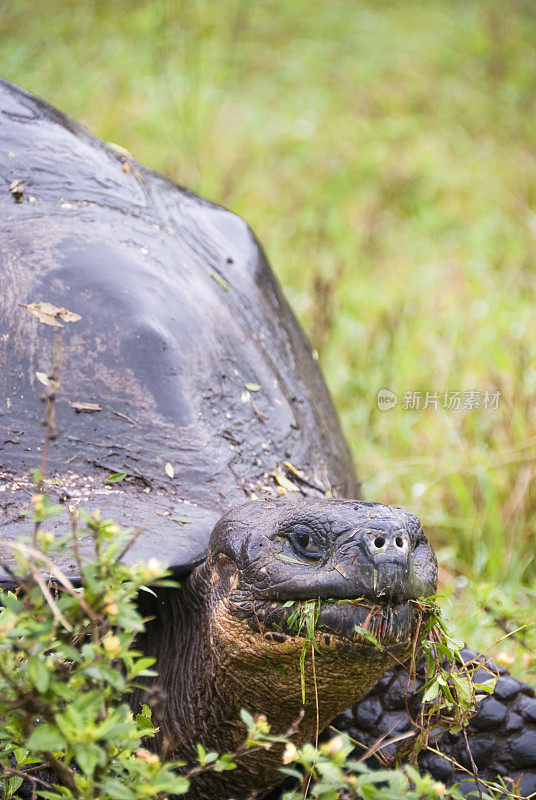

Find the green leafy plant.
xmin=279 ymin=732 xmax=465 ymax=800
xmin=411 ymin=597 xmax=497 ymax=738
xmin=0 ymin=502 xmax=522 ymax=800
xmin=0 ymin=498 xmax=190 ymax=799
xmin=283 ymin=600 xmax=322 ymax=703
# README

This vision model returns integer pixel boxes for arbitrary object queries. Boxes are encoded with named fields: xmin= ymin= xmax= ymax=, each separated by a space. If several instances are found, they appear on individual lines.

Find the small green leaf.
xmin=474 ymin=677 xmax=497 ymax=694
xmin=422 ymin=680 xmax=441 ymax=704
xmin=115 ymin=603 xmax=145 ymax=632
xmin=452 ymin=672 xmax=473 ymax=706
xmin=273 ymin=471 xmax=300 ymax=493
xmin=106 ymin=472 xmax=127 ymax=483
xmin=94 ymin=780 xmax=136 ymax=800
xmin=208 ymin=270 xmax=230 ymax=291
xmin=196 ymin=744 xmax=218 ymax=765
xmin=129 ymin=656 xmax=158 ymax=678
xmin=6 ymin=776 xmax=24 ymax=795
xmin=73 ymin=742 xmax=102 ymax=776
xmin=151 ymin=773 xmax=190 ymax=794
xmin=354 ymin=625 xmax=383 ymax=650
xmin=170 ymin=516 xmax=193 ymax=524
xmin=245 ymin=382 xmax=261 ymax=392
xmin=26 ymin=723 xmax=65 ymax=753
xmin=274 ymin=553 xmax=306 ymax=565
xmin=279 ymin=767 xmax=303 ymax=780
xmin=136 ymin=713 xmax=155 ymax=732
xmin=213 ymin=753 xmax=237 ymax=772
xmin=107 ymin=141 xmax=132 ymax=157
xmin=239 ymin=709 xmax=254 ymax=729
xmin=27 ymin=655 xmax=50 ymax=693
xmin=165 ymin=462 xmax=175 ymax=478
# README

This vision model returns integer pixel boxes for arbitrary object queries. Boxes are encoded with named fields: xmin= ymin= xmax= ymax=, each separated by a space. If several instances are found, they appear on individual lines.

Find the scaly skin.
xmin=135 ymin=498 xmax=437 ymax=799
xmin=147 ymin=564 xmax=408 ymax=799
xmin=334 ymin=649 xmax=536 ymax=797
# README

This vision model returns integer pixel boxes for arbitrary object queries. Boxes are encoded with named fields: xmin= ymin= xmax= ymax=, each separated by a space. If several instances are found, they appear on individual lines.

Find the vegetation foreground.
xmin=0 ymin=506 xmax=498 ymax=799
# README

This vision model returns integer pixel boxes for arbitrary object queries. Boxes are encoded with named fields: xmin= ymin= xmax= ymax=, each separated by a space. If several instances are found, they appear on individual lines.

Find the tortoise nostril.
xmin=395 ymin=536 xmax=404 ymax=548
xmin=374 ymin=536 xmax=386 ymax=548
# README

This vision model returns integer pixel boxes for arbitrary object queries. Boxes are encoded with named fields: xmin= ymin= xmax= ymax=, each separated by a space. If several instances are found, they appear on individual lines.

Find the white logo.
xmin=377 ymin=389 xmax=398 ymax=411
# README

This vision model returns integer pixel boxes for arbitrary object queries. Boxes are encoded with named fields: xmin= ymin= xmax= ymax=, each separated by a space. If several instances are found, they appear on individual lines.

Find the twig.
xmin=469 ymin=624 xmax=532 ymax=661
xmin=109 ymin=407 xmax=139 ymax=427
xmin=0 ymin=540 xmax=99 ymax=622
xmin=463 ymin=726 xmax=483 ymax=800
xmin=43 ymin=753 xmax=80 ymax=798
xmin=67 ymin=435 xmax=125 ymax=450
xmin=69 ymin=506 xmax=83 ymax=576
xmin=0 ymin=472 xmax=34 ymax=497
xmin=0 ymin=560 xmax=31 ymax=591
xmin=302 ymin=637 xmax=321 ymax=799
xmin=482 ymin=604 xmax=534 ymax=654
xmin=356 ymin=725 xmax=415 ymax=764
xmin=425 ymin=745 xmax=523 ymax=800
xmin=35 ymin=335 xmax=62 ymax=484
xmin=312 ymin=642 xmax=319 ymax=748
xmin=117 ymin=524 xmax=149 ymax=561
xmin=183 ymin=710 xmax=305 ymax=781
xmin=0 ymin=763 xmax=54 ymax=790
xmin=27 ymin=564 xmax=73 ymax=632
xmin=31 ymin=332 xmax=62 ymax=548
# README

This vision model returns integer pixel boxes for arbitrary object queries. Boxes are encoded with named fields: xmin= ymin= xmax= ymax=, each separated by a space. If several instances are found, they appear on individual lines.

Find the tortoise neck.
xmin=145 ymin=572 xmax=223 ymax=755
xmin=150 ymin=565 xmax=293 ymax=799
xmin=137 ymin=564 xmax=394 ymax=800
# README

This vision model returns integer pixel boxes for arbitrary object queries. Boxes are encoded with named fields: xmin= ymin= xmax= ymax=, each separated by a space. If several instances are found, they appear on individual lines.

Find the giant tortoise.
xmin=1 ymin=79 xmax=535 ymax=799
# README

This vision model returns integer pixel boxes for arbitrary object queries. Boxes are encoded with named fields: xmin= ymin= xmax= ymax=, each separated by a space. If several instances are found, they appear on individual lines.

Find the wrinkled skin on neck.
xmin=137 ymin=499 xmax=437 ymax=799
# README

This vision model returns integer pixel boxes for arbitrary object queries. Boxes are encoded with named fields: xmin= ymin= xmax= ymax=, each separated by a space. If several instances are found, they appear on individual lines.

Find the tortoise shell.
xmin=0 ymin=79 xmax=359 ymax=580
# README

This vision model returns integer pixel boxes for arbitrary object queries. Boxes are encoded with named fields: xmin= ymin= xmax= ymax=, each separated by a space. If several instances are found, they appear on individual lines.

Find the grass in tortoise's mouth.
xmin=230 ymin=596 xmax=433 ymax=705
xmin=231 ymin=594 xmax=431 ymax=650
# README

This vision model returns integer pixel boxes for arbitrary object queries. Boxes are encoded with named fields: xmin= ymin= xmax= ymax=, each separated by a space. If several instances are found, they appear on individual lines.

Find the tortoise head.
xmin=198 ymin=497 xmax=437 ymax=722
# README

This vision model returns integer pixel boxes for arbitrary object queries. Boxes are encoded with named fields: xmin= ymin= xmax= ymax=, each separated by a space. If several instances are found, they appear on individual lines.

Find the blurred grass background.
xmin=1 ymin=0 xmax=535 ymax=673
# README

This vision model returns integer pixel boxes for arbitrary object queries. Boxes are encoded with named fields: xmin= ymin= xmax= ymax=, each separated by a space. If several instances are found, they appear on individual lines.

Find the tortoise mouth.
xmin=229 ymin=595 xmax=427 ymax=649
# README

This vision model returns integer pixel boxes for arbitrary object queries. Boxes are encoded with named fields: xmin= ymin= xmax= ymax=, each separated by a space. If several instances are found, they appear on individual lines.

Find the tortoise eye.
xmin=290 ymin=525 xmax=324 ymax=560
